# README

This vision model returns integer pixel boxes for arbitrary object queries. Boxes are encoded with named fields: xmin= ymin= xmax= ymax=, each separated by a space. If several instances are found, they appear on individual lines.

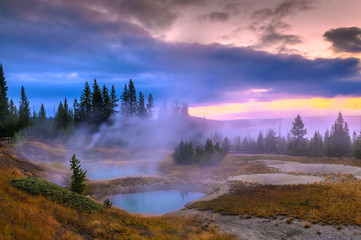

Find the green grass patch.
xmin=12 ymin=177 xmax=102 ymax=212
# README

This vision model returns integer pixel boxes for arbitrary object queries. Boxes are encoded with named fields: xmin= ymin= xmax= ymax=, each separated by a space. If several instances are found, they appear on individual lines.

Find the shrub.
xmin=103 ymin=198 xmax=112 ymax=208
xmin=12 ymin=177 xmax=102 ymax=212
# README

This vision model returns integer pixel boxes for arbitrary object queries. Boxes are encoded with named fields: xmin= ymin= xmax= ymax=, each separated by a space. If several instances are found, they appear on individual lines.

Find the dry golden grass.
xmin=159 ymin=154 xmax=277 ymax=181
xmin=191 ymin=175 xmax=361 ymax=226
xmin=0 ymin=161 xmax=234 ymax=240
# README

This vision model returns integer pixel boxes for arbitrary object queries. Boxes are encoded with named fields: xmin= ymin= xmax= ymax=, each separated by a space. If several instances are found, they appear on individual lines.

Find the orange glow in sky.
xmin=189 ymin=97 xmax=361 ymax=120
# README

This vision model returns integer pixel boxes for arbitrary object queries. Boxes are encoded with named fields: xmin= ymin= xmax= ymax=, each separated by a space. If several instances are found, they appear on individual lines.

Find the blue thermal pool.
xmin=108 ymin=190 xmax=206 ymax=215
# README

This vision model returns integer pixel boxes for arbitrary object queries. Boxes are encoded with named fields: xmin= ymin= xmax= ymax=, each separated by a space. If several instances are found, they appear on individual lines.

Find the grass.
xmin=12 ymin=177 xmax=102 ymax=212
xmin=0 ymin=154 xmax=234 ymax=239
xmin=191 ymin=175 xmax=361 ymax=226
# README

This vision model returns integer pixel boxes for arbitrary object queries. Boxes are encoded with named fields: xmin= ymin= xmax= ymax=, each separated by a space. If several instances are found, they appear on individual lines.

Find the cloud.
xmin=1 ymin=0 xmax=361 ymax=110
xmin=250 ymin=0 xmax=314 ymax=52
xmin=199 ymin=11 xmax=229 ymax=22
xmin=323 ymin=27 xmax=361 ymax=53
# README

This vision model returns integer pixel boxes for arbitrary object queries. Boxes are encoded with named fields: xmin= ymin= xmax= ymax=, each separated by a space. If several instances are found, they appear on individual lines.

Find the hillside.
xmin=0 ymin=146 xmax=233 ymax=240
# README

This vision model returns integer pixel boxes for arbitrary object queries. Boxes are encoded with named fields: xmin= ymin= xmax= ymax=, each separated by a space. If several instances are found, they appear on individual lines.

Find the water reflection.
xmin=109 ymin=190 xmax=205 ymax=215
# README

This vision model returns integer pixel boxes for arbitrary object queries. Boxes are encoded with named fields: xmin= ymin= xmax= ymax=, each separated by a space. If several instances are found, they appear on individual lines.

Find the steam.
xmin=14 ymin=110 xmax=361 ymax=184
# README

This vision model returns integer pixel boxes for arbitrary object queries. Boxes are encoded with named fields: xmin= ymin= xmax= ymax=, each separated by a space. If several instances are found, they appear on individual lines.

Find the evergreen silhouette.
xmin=120 ymin=84 xmax=129 ymax=115
xmin=137 ymin=91 xmax=147 ymax=117
xmin=146 ymin=93 xmax=154 ymax=118
xmin=110 ymin=85 xmax=118 ymax=114
xmin=127 ymin=79 xmax=137 ymax=116
xmin=18 ymin=86 xmax=30 ymax=129
xmin=290 ymin=114 xmax=307 ymax=155
xmin=80 ymin=82 xmax=92 ymax=121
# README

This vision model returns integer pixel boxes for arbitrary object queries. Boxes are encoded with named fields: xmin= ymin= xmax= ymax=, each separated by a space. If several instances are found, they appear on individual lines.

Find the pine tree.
xmin=0 ymin=64 xmax=9 ymax=124
xmin=32 ymin=109 xmax=38 ymax=125
xmin=69 ymin=154 xmax=87 ymax=194
xmin=257 ymin=131 xmax=265 ymax=152
xmin=80 ymin=82 xmax=92 ymax=122
xmin=101 ymin=85 xmax=112 ymax=121
xmin=327 ymin=112 xmax=351 ymax=156
xmin=54 ymin=101 xmax=66 ymax=131
xmin=205 ymin=138 xmax=214 ymax=160
xmin=120 ymin=84 xmax=129 ymax=115
xmin=146 ymin=93 xmax=154 ymax=118
xmin=265 ymin=129 xmax=277 ymax=153
xmin=127 ymin=79 xmax=137 ymax=116
xmin=73 ymin=98 xmax=81 ymax=123
xmin=6 ymin=99 xmax=18 ymax=136
xmin=64 ymin=98 xmax=71 ymax=125
xmin=222 ymin=137 xmax=230 ymax=152
xmin=289 ymin=114 xmax=307 ymax=156
xmin=18 ymin=86 xmax=31 ymax=129
xmin=307 ymin=131 xmax=324 ymax=157
xmin=353 ymin=131 xmax=361 ymax=159
xmin=38 ymin=103 xmax=46 ymax=122
xmin=137 ymin=91 xmax=147 ymax=117
xmin=110 ymin=85 xmax=118 ymax=114
xmin=91 ymin=79 xmax=102 ymax=123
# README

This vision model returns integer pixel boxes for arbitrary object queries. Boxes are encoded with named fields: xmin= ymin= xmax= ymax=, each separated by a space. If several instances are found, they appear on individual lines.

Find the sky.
xmin=1 ymin=0 xmax=361 ymax=119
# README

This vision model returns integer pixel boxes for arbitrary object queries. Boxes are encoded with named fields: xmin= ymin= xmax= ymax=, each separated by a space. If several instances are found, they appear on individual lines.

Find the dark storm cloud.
xmin=250 ymin=0 xmax=314 ymax=52
xmin=323 ymin=27 xmax=361 ymax=53
xmin=1 ymin=0 xmax=361 ymax=107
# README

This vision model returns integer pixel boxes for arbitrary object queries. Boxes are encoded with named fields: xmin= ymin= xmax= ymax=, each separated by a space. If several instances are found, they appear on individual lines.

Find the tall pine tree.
xmin=110 ymin=85 xmax=118 ymax=114
xmin=80 ymin=82 xmax=92 ymax=122
xmin=289 ymin=114 xmax=307 ymax=156
xmin=146 ymin=93 xmax=154 ymax=118
xmin=101 ymin=85 xmax=112 ymax=121
xmin=69 ymin=154 xmax=87 ymax=194
xmin=137 ymin=91 xmax=147 ymax=117
xmin=38 ymin=103 xmax=46 ymax=122
xmin=327 ymin=112 xmax=351 ymax=156
xmin=91 ymin=79 xmax=102 ymax=123
xmin=257 ymin=131 xmax=265 ymax=152
xmin=120 ymin=84 xmax=129 ymax=115
xmin=127 ymin=79 xmax=137 ymax=116
xmin=0 ymin=64 xmax=9 ymax=126
xmin=18 ymin=86 xmax=30 ymax=129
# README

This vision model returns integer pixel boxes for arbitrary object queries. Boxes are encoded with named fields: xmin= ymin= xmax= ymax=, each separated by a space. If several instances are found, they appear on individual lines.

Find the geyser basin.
xmin=109 ymin=190 xmax=205 ymax=215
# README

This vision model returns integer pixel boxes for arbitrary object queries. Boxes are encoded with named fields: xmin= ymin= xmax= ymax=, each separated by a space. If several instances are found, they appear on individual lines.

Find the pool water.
xmin=109 ymin=190 xmax=205 ymax=215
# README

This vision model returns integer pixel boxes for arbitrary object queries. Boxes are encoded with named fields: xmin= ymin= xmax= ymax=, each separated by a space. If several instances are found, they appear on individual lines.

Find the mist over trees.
xmin=0 ymin=64 xmax=159 ymax=138
xmin=199 ymin=113 xmax=357 ymax=159
xmin=173 ymin=138 xmax=226 ymax=165
xmin=1 ymin=63 xmax=361 ymax=160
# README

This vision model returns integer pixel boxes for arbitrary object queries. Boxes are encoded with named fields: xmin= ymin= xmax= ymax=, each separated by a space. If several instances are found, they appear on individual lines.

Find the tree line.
xmin=173 ymin=112 xmax=361 ymax=166
xmin=212 ymin=113 xmax=360 ymax=158
xmin=173 ymin=138 xmax=226 ymax=165
xmin=0 ymin=64 xmax=155 ymax=138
